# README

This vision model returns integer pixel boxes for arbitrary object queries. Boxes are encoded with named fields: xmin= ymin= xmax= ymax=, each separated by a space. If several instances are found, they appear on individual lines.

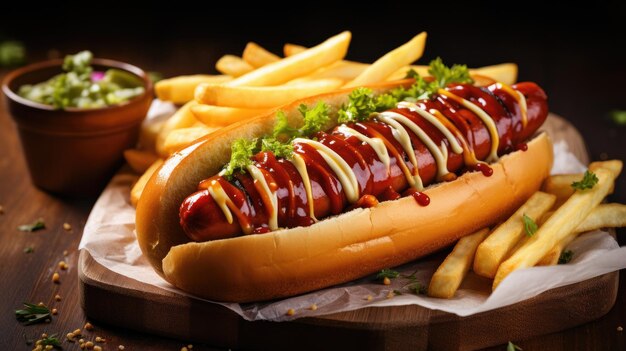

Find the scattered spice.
xmin=286 ymin=308 xmax=295 ymax=316
xmin=79 ymin=339 xmax=85 ymax=344
xmin=0 ymin=205 xmax=4 ymax=214
xmin=54 ymin=294 xmax=61 ymax=301
xmin=118 ymin=345 xmax=125 ymax=350
xmin=386 ymin=290 xmax=395 ymax=299
xmin=52 ymin=272 xmax=60 ymax=284
xmin=181 ymin=347 xmax=188 ymax=351
xmin=84 ymin=322 xmax=94 ymax=331
xmin=15 ymin=302 xmax=51 ymax=325
xmin=85 ymin=341 xmax=94 ymax=349
xmin=618 ymin=326 xmax=623 ymax=332
xmin=63 ymin=250 xmax=68 ymax=256
xmin=309 ymin=303 xmax=318 ymax=311
xmin=66 ymin=333 xmax=75 ymax=341
xmin=187 ymin=345 xmax=193 ymax=349
xmin=18 ymin=218 xmax=46 ymax=232
xmin=383 ymin=277 xmax=391 ymax=285
xmin=95 ymin=336 xmax=105 ymax=343
xmin=63 ymin=223 xmax=72 ymax=231
xmin=24 ymin=247 xmax=34 ymax=254
xmin=73 ymin=328 xmax=82 ymax=336
xmin=366 ymin=295 xmax=373 ymax=301
xmin=51 ymin=308 xmax=58 ymax=315
xmin=94 ymin=346 xmax=102 ymax=351
xmin=58 ymin=261 xmax=68 ymax=270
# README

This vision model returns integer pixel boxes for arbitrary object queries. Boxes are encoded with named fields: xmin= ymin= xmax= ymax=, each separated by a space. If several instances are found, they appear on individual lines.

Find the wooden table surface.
xmin=1 ymin=11 xmax=626 ymax=349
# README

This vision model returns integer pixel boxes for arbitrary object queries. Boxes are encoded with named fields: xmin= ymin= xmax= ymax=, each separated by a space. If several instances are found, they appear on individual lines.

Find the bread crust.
xmin=135 ymin=80 xmax=553 ymax=302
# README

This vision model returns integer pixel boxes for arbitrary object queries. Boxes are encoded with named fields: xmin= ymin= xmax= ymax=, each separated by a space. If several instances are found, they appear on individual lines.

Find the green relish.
xmin=18 ymin=51 xmax=145 ymax=109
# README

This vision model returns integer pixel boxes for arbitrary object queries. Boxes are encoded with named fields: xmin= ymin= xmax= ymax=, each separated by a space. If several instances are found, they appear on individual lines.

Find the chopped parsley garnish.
xmin=40 ymin=334 xmax=62 ymax=347
xmin=222 ymin=58 xmax=473 ymax=176
xmin=15 ymin=303 xmax=51 ymax=325
xmin=376 ymin=269 xmax=400 ymax=280
xmin=17 ymin=218 xmax=46 ymax=232
xmin=522 ymin=214 xmax=538 ymax=237
xmin=222 ymin=138 xmax=258 ymax=178
xmin=337 ymin=57 xmax=473 ymax=123
xmin=571 ymin=170 xmax=599 ymax=191
xmin=223 ymin=102 xmax=331 ymax=175
xmin=558 ymin=250 xmax=574 ymax=264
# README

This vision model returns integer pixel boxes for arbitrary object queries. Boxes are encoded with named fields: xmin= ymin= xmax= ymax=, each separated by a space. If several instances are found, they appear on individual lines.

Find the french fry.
xmin=215 ymin=55 xmax=255 ymax=77
xmin=283 ymin=43 xmax=306 ymax=57
xmin=195 ymin=78 xmax=343 ymax=108
xmin=223 ymin=31 xmax=351 ymax=87
xmin=386 ymin=63 xmax=518 ymax=85
xmin=471 ymin=63 xmax=518 ymax=85
xmin=306 ymin=61 xmax=368 ymax=81
xmin=191 ymin=104 xmax=269 ymax=127
xmin=243 ymin=42 xmax=280 ymax=68
xmin=428 ymin=228 xmax=490 ymax=299
xmin=473 ymin=191 xmax=556 ymax=278
xmin=130 ymin=159 xmax=164 ymax=207
xmin=162 ymin=125 xmax=218 ymax=156
xmin=590 ymin=159 xmax=623 ymax=178
xmin=493 ymin=163 xmax=620 ymax=289
xmin=156 ymin=101 xmax=198 ymax=157
xmin=538 ymin=203 xmax=626 ymax=266
xmin=137 ymin=119 xmax=165 ymax=154
xmin=541 ymin=173 xmax=582 ymax=207
xmin=123 ymin=149 xmax=160 ymax=174
xmin=345 ymin=32 xmax=427 ymax=87
xmin=155 ymin=75 xmax=232 ymax=104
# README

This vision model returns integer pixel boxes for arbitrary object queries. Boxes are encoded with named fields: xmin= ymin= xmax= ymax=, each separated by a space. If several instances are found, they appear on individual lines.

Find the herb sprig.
xmin=376 ymin=269 xmax=427 ymax=296
xmin=15 ymin=302 xmax=52 ymax=325
xmin=17 ymin=218 xmax=45 ymax=232
xmin=571 ymin=170 xmax=599 ymax=191
xmin=522 ymin=214 xmax=538 ymax=237
xmin=558 ymin=250 xmax=574 ymax=264
xmin=222 ymin=58 xmax=473 ymax=176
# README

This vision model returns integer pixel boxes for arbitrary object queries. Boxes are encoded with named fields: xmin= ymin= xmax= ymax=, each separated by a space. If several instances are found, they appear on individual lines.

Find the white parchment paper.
xmin=79 ymin=102 xmax=626 ymax=321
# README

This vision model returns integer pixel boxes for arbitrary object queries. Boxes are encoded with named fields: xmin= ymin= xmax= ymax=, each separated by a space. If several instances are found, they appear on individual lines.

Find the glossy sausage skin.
xmin=179 ymin=82 xmax=548 ymax=242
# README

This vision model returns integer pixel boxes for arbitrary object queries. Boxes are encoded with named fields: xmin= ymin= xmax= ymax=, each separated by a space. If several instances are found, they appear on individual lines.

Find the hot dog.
xmin=179 ymin=81 xmax=548 ymax=241
xmin=136 ymin=71 xmax=553 ymax=302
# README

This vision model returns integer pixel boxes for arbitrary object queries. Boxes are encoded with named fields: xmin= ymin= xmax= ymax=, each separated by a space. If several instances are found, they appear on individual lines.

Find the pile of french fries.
xmin=124 ymin=31 xmax=520 ymax=205
xmin=428 ymin=160 xmax=626 ymax=299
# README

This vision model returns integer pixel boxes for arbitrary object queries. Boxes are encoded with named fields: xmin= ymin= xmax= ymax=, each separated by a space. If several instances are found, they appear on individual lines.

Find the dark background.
xmin=2 ymin=1 xmax=624 ymax=202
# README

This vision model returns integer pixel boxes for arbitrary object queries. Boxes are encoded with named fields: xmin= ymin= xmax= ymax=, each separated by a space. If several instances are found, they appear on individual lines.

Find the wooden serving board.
xmin=78 ymin=115 xmax=618 ymax=351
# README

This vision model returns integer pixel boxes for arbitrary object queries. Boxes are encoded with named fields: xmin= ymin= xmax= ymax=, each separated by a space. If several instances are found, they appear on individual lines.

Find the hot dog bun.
xmin=136 ymin=80 xmax=553 ymax=302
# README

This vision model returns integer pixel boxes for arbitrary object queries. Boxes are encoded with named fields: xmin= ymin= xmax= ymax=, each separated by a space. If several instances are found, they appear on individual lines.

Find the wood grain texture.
xmin=77 ymin=115 xmax=618 ymax=351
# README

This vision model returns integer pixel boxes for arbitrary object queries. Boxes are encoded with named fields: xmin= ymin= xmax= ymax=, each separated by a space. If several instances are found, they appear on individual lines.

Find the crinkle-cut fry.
xmin=195 ymin=78 xmax=343 ymax=108
xmin=243 ymin=42 xmax=280 ymax=68
xmin=191 ymin=104 xmax=269 ymax=127
xmin=155 ymin=75 xmax=232 ymax=104
xmin=473 ymin=191 xmax=556 ymax=278
xmin=216 ymin=55 xmax=255 ymax=77
xmin=223 ymin=31 xmax=351 ymax=87
xmin=428 ymin=228 xmax=490 ymax=299
xmin=130 ymin=159 xmax=164 ymax=207
xmin=345 ymin=32 xmax=427 ymax=88
xmin=493 ymin=165 xmax=619 ymax=290
xmin=387 ymin=63 xmax=518 ymax=85
xmin=156 ymin=101 xmax=198 ymax=157
xmin=162 ymin=125 xmax=218 ymax=156
xmin=124 ymin=149 xmax=160 ymax=174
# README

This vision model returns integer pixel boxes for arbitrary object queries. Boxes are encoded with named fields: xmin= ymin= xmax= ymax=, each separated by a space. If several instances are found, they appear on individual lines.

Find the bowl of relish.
xmin=2 ymin=51 xmax=153 ymax=197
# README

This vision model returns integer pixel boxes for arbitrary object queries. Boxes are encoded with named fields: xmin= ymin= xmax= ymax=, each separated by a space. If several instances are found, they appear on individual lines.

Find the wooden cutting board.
xmin=78 ymin=114 xmax=618 ymax=351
